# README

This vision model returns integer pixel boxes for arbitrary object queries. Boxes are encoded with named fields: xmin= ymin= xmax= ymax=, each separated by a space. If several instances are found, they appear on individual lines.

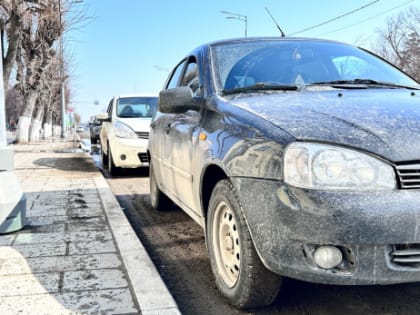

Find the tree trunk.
xmin=29 ymin=118 xmax=42 ymax=142
xmin=16 ymin=115 xmax=31 ymax=143
xmin=15 ymin=92 xmax=37 ymax=143
xmin=43 ymin=110 xmax=53 ymax=139
xmin=53 ymin=124 xmax=61 ymax=137
xmin=30 ymin=99 xmax=46 ymax=142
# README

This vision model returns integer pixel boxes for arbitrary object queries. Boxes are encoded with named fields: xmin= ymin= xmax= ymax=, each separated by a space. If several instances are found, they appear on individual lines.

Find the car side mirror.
xmin=96 ymin=112 xmax=111 ymax=122
xmin=158 ymin=86 xmax=201 ymax=113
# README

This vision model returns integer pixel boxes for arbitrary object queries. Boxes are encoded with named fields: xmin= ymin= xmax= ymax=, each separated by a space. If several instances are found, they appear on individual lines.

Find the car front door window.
xmin=181 ymin=61 xmax=201 ymax=96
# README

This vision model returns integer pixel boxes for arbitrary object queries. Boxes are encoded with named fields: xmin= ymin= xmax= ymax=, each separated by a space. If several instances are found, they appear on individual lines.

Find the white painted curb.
xmin=94 ymin=175 xmax=181 ymax=315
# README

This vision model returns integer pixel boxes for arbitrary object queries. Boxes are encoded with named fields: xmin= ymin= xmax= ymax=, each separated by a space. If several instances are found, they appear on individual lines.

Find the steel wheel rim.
xmin=212 ymin=201 xmax=240 ymax=288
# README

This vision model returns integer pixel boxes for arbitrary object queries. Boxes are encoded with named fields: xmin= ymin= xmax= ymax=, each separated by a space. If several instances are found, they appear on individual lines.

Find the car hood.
xmin=227 ymin=89 xmax=420 ymax=162
xmin=116 ymin=117 xmax=151 ymax=132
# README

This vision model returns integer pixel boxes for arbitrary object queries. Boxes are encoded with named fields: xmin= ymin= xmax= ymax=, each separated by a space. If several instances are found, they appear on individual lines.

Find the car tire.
xmin=207 ymin=179 xmax=282 ymax=309
xmin=107 ymin=146 xmax=119 ymax=176
xmin=149 ymin=160 xmax=172 ymax=210
xmin=90 ymin=133 xmax=96 ymax=144
xmin=101 ymin=145 xmax=108 ymax=166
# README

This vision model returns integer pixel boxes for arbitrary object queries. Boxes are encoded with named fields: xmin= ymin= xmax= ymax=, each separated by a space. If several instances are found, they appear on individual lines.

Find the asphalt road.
xmin=86 ymin=137 xmax=420 ymax=315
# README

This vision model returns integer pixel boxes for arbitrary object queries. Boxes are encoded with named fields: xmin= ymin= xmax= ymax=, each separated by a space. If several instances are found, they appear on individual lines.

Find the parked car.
xmin=97 ymin=94 xmax=157 ymax=176
xmin=148 ymin=37 xmax=420 ymax=309
xmin=76 ymin=124 xmax=88 ymax=133
xmin=89 ymin=116 xmax=102 ymax=144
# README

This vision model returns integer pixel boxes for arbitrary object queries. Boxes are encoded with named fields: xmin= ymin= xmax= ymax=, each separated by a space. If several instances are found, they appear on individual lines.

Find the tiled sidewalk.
xmin=0 ymin=139 xmax=180 ymax=314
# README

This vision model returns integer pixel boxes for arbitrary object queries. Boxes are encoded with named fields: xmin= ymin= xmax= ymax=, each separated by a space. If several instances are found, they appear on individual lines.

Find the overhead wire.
xmin=316 ymin=0 xmax=416 ymax=37
xmin=288 ymin=0 xmax=380 ymax=36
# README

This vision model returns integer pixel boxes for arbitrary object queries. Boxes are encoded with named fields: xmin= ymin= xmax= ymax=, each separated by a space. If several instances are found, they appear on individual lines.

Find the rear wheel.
xmin=207 ymin=179 xmax=282 ymax=309
xmin=149 ymin=160 xmax=172 ymax=210
xmin=107 ymin=146 xmax=119 ymax=176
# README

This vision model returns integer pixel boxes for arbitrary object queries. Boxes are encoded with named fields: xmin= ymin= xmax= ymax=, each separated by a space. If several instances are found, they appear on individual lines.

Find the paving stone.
xmin=67 ymin=207 xmax=103 ymax=218
xmin=0 ymin=289 xmax=139 ymax=315
xmin=0 ymin=235 xmax=15 ymax=246
xmin=33 ymin=191 xmax=68 ymax=202
xmin=0 ymin=253 xmax=122 ymax=276
xmin=9 ymin=243 xmax=66 ymax=258
xmin=0 ymin=288 xmax=138 ymax=314
xmin=62 ymin=268 xmax=128 ymax=292
xmin=66 ymin=218 xmax=109 ymax=233
xmin=70 ymin=196 xmax=101 ymax=204
xmin=14 ymin=230 xmax=113 ymax=245
xmin=0 ymin=272 xmax=60 ymax=297
xmin=68 ymin=240 xmax=116 ymax=255
xmin=30 ymin=203 xmax=67 ymax=211
xmin=26 ymin=215 xmax=69 ymax=226
xmin=23 ymin=223 xmax=66 ymax=234
xmin=29 ymin=208 xmax=68 ymax=217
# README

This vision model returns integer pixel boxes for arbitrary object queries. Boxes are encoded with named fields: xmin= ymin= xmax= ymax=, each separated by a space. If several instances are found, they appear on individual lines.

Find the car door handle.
xmin=164 ymin=123 xmax=171 ymax=134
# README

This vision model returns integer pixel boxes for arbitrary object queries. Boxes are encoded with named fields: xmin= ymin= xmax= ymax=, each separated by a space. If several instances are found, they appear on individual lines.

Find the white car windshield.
xmin=117 ymin=97 xmax=158 ymax=118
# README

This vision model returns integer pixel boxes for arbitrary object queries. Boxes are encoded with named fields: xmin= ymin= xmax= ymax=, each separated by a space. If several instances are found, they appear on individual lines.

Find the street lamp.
xmin=59 ymin=0 xmax=84 ymax=138
xmin=58 ymin=0 xmax=65 ymax=138
xmin=154 ymin=65 xmax=170 ymax=73
xmin=221 ymin=10 xmax=248 ymax=37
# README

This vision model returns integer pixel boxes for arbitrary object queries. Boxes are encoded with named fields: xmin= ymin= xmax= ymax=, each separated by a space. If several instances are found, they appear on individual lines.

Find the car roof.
xmin=189 ymin=36 xmax=353 ymax=55
xmin=115 ymin=94 xmax=158 ymax=99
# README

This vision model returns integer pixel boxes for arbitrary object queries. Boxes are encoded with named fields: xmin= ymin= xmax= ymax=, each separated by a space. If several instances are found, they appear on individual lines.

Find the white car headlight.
xmin=284 ymin=142 xmax=396 ymax=190
xmin=114 ymin=121 xmax=137 ymax=139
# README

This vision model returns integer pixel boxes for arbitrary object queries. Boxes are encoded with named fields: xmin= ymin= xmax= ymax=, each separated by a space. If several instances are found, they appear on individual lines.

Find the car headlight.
xmin=284 ymin=142 xmax=396 ymax=190
xmin=114 ymin=121 xmax=137 ymax=139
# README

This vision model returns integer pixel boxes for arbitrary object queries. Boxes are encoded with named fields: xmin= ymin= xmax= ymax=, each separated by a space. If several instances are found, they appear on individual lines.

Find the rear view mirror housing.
xmin=96 ymin=113 xmax=111 ymax=122
xmin=158 ymin=86 xmax=201 ymax=113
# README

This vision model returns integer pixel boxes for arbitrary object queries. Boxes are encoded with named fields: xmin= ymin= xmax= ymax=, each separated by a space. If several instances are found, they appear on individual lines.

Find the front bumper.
xmin=232 ymin=177 xmax=420 ymax=285
xmin=109 ymin=137 xmax=149 ymax=168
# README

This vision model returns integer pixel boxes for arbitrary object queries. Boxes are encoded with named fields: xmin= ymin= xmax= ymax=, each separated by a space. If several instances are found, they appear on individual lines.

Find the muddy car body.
xmin=148 ymin=37 xmax=420 ymax=309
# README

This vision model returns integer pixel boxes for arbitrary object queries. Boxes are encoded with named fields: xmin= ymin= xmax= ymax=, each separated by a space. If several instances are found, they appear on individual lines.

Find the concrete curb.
xmin=94 ymin=175 xmax=181 ymax=315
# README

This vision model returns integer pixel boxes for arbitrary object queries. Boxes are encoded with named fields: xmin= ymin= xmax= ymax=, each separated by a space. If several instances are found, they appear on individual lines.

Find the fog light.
xmin=313 ymin=246 xmax=343 ymax=269
xmin=120 ymin=154 xmax=126 ymax=161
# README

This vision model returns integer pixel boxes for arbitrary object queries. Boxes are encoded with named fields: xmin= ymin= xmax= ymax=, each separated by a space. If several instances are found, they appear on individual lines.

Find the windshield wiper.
xmin=310 ymin=79 xmax=420 ymax=90
xmin=222 ymin=82 xmax=298 ymax=95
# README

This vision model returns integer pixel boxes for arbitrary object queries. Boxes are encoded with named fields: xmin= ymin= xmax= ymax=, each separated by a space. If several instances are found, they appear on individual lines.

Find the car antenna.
xmin=265 ymin=7 xmax=286 ymax=37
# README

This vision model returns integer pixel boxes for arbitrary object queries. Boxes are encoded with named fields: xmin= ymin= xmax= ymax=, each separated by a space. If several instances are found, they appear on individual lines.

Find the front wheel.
xmin=207 ymin=179 xmax=282 ymax=309
xmin=107 ymin=146 xmax=119 ymax=176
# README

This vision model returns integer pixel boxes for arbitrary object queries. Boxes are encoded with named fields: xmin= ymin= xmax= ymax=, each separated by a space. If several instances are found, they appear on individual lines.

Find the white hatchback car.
xmin=97 ymin=95 xmax=157 ymax=175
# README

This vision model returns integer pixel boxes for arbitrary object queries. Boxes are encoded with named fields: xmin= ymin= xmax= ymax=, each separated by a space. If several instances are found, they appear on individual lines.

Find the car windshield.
xmin=117 ymin=97 xmax=158 ymax=118
xmin=210 ymin=39 xmax=419 ymax=93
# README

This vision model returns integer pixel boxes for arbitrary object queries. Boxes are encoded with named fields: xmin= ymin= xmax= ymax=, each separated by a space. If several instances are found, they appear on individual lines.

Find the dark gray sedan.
xmin=148 ymin=37 xmax=420 ymax=309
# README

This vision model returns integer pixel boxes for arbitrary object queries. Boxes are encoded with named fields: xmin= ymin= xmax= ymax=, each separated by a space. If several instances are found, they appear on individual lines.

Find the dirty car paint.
xmin=149 ymin=37 xmax=420 ymax=288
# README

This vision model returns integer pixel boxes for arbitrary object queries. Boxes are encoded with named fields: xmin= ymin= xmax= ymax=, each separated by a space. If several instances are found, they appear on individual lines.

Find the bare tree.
xmin=2 ymin=1 xmax=24 ymax=94
xmin=13 ymin=0 xmax=62 ymax=142
xmin=374 ymin=6 xmax=420 ymax=81
xmin=2 ymin=0 xmax=88 ymax=142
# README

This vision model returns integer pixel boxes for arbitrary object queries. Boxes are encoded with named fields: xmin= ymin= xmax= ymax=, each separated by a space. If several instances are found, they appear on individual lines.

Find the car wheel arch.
xmin=200 ymin=163 xmax=227 ymax=218
xmin=200 ymin=163 xmax=272 ymax=270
